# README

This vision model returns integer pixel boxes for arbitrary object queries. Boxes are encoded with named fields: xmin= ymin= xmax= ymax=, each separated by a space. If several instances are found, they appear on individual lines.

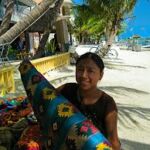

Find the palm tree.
xmin=72 ymin=0 xmax=137 ymax=55
xmin=87 ymin=0 xmax=137 ymax=51
xmin=72 ymin=4 xmax=96 ymax=44
xmin=0 ymin=0 xmax=63 ymax=46
xmin=33 ymin=0 xmax=64 ymax=58
xmin=16 ymin=0 xmax=63 ymax=53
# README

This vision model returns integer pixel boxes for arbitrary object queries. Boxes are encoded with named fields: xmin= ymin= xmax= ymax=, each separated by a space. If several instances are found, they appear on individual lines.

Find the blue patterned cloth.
xmin=19 ymin=60 xmax=112 ymax=150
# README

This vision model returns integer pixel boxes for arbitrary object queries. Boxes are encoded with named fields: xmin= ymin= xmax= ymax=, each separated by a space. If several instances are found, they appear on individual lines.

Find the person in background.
xmin=50 ymin=33 xmax=61 ymax=53
xmin=11 ymin=37 xmax=26 ymax=53
xmin=56 ymin=52 xmax=121 ymax=150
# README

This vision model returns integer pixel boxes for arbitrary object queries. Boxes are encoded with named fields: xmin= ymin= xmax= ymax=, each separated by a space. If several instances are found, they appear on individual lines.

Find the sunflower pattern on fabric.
xmin=57 ymin=103 xmax=74 ymax=117
xmin=42 ymin=88 xmax=56 ymax=101
xmin=19 ymin=60 xmax=112 ymax=150
xmin=96 ymin=142 xmax=112 ymax=150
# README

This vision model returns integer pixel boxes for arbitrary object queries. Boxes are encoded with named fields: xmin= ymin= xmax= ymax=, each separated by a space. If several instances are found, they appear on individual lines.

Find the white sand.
xmin=100 ymin=50 xmax=150 ymax=149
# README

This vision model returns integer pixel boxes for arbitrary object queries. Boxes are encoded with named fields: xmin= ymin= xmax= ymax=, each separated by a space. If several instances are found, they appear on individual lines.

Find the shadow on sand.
xmin=120 ymin=138 xmax=150 ymax=150
xmin=100 ymin=85 xmax=150 ymax=149
xmin=100 ymin=85 xmax=149 ymax=96
xmin=104 ymin=59 xmax=147 ymax=70
xmin=117 ymin=104 xmax=150 ymax=128
xmin=100 ymin=86 xmax=150 ymax=128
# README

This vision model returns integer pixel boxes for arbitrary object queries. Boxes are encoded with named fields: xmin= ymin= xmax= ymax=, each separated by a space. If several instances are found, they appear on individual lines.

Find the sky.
xmin=73 ymin=0 xmax=150 ymax=39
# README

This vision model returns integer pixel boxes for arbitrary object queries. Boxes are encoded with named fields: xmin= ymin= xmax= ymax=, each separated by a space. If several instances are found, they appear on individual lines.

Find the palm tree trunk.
xmin=32 ymin=30 xmax=51 ymax=59
xmin=35 ymin=0 xmax=63 ymax=58
xmin=24 ymin=31 xmax=30 ymax=50
xmin=0 ymin=0 xmax=14 ymax=36
xmin=38 ymin=30 xmax=50 ymax=52
xmin=101 ymin=21 xmax=118 ymax=56
xmin=0 ymin=0 xmax=61 ymax=46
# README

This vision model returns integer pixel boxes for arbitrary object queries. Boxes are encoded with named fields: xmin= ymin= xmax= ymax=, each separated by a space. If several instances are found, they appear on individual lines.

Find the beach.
xmin=8 ymin=49 xmax=150 ymax=149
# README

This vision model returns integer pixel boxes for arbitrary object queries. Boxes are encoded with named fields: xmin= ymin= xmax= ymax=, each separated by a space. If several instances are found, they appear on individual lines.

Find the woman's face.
xmin=76 ymin=58 xmax=103 ymax=91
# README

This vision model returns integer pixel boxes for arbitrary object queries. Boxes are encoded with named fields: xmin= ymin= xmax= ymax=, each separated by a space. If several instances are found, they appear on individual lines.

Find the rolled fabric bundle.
xmin=19 ymin=60 xmax=112 ymax=150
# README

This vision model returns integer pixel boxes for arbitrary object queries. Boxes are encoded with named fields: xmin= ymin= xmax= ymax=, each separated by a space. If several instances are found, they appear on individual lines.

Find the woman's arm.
xmin=105 ymin=110 xmax=121 ymax=150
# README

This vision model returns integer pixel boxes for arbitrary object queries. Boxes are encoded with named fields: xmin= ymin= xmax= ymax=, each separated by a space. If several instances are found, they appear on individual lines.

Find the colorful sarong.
xmin=19 ymin=60 xmax=112 ymax=150
xmin=17 ymin=124 xmax=43 ymax=150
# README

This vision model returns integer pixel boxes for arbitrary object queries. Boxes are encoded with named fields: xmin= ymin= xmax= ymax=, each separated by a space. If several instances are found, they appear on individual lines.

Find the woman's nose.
xmin=81 ymin=69 xmax=88 ymax=78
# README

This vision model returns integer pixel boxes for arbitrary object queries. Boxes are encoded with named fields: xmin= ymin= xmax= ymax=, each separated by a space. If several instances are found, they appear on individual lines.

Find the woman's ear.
xmin=99 ymin=71 xmax=104 ymax=80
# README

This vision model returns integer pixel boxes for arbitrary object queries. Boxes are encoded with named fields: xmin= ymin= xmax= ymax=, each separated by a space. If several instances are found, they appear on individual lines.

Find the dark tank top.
xmin=60 ymin=83 xmax=117 ymax=137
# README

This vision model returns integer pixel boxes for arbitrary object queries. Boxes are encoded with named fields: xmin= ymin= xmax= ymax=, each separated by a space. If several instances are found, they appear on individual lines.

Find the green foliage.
xmin=72 ymin=4 xmax=105 ymax=43
xmin=72 ymin=0 xmax=137 ymax=44
xmin=87 ymin=17 xmax=105 ymax=34
xmin=7 ymin=46 xmax=17 ymax=59
xmin=45 ymin=40 xmax=56 ymax=53
xmin=117 ymin=22 xmax=127 ymax=35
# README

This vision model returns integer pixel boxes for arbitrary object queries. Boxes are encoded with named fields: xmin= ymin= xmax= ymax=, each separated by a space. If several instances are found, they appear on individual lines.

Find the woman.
xmin=57 ymin=52 xmax=121 ymax=150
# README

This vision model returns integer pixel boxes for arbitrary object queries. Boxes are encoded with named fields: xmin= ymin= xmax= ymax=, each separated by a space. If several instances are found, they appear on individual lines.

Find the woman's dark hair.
xmin=76 ymin=52 xmax=104 ymax=71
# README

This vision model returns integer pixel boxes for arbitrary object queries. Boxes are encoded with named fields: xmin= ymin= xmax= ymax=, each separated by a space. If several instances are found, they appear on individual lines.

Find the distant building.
xmin=0 ymin=0 xmax=35 ymax=22
xmin=0 ymin=0 xmax=73 ymax=52
xmin=29 ymin=0 xmax=73 ymax=52
xmin=0 ymin=0 xmax=36 ymax=52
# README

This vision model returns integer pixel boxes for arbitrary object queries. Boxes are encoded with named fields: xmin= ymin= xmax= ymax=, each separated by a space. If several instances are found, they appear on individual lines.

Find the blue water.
xmin=119 ymin=37 xmax=150 ymax=46
xmin=138 ymin=38 xmax=150 ymax=46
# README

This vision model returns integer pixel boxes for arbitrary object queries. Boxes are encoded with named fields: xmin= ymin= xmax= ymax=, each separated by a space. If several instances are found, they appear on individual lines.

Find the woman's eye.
xmin=88 ymin=69 xmax=95 ymax=73
xmin=77 ymin=68 xmax=83 ymax=71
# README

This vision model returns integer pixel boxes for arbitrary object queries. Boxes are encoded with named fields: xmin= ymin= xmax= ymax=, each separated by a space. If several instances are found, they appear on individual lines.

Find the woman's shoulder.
xmin=57 ymin=82 xmax=78 ymax=100
xmin=100 ymin=91 xmax=115 ymax=103
xmin=102 ymin=91 xmax=114 ymax=101
xmin=56 ymin=82 xmax=77 ymax=92
xmin=62 ymin=82 xmax=78 ymax=90
xmin=64 ymin=82 xmax=78 ymax=87
xmin=98 ymin=91 xmax=118 ymax=112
